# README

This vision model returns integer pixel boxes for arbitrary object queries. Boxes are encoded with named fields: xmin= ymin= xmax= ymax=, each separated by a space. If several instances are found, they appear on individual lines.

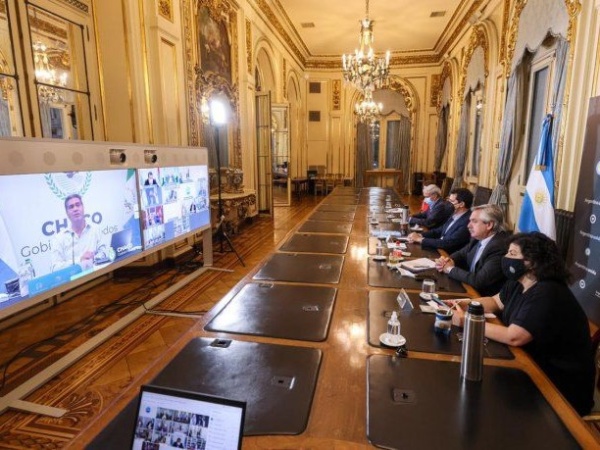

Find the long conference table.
xmin=87 ymin=187 xmax=599 ymax=449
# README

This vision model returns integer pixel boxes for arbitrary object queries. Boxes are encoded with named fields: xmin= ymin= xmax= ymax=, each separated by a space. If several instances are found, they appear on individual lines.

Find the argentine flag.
xmin=518 ymin=114 xmax=556 ymax=239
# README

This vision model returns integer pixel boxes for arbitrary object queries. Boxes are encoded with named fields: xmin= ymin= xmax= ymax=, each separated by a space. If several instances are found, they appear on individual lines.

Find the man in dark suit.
xmin=407 ymin=188 xmax=473 ymax=253
xmin=409 ymin=184 xmax=453 ymax=229
xmin=435 ymin=204 xmax=509 ymax=296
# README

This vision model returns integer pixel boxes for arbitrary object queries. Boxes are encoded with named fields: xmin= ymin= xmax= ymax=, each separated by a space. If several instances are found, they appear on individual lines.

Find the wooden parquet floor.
xmin=0 ymin=196 xmax=322 ymax=449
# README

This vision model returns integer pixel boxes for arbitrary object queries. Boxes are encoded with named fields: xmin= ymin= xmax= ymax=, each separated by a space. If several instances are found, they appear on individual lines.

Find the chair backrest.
xmin=473 ymin=186 xmax=493 ymax=206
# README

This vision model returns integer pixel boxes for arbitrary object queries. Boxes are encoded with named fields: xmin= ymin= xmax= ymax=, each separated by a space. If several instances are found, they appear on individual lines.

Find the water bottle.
xmin=18 ymin=259 xmax=35 ymax=297
xmin=460 ymin=301 xmax=485 ymax=381
xmin=387 ymin=311 xmax=401 ymax=345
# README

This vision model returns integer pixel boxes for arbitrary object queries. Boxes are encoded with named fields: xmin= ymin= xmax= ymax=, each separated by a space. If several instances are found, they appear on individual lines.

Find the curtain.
xmin=434 ymin=105 xmax=449 ymax=172
xmin=386 ymin=120 xmax=401 ymax=169
xmin=0 ymin=98 xmax=10 ymax=136
xmin=450 ymin=100 xmax=471 ymax=190
xmin=489 ymin=69 xmax=521 ymax=207
xmin=397 ymin=116 xmax=411 ymax=192
xmin=355 ymin=122 xmax=371 ymax=187
xmin=39 ymin=102 xmax=52 ymax=138
xmin=550 ymin=38 xmax=569 ymax=153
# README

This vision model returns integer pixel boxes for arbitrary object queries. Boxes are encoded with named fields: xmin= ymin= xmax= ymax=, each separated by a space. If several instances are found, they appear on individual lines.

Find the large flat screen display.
xmin=0 ymin=169 xmax=142 ymax=313
xmin=137 ymin=166 xmax=210 ymax=250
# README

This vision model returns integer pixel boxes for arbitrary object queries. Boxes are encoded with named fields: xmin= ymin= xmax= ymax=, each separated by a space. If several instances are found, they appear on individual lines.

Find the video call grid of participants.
xmin=135 ymin=407 xmax=209 ymax=450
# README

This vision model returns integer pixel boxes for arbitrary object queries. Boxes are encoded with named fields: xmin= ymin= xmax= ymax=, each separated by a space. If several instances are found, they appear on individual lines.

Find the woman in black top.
xmin=451 ymin=232 xmax=595 ymax=415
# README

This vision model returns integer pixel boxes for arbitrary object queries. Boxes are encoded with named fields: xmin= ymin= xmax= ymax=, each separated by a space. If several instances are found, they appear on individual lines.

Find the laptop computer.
xmin=110 ymin=228 xmax=133 ymax=260
xmin=130 ymin=385 xmax=246 ymax=450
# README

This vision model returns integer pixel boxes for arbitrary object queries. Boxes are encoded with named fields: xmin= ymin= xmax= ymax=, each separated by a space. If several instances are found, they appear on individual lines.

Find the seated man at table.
xmin=409 ymin=184 xmax=453 ymax=229
xmin=434 ymin=204 xmax=508 ymax=296
xmin=448 ymin=232 xmax=594 ymax=415
xmin=407 ymin=188 xmax=472 ymax=253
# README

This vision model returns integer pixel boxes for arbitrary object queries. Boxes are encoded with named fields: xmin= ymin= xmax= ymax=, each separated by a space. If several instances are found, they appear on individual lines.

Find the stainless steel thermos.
xmin=460 ymin=301 xmax=485 ymax=381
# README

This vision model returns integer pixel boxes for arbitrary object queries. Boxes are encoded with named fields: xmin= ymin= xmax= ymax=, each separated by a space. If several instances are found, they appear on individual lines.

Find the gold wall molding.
xmin=183 ymin=0 xmax=198 ymax=145
xmin=437 ymin=60 xmax=452 ymax=111
xmin=332 ymin=79 xmax=341 ymax=110
xmin=430 ymin=74 xmax=441 ymax=108
xmin=499 ymin=0 xmax=511 ymax=65
xmin=458 ymin=24 xmax=488 ymax=101
xmin=57 ymin=0 xmax=89 ymax=14
xmin=282 ymin=58 xmax=287 ymax=97
xmin=245 ymin=19 xmax=252 ymax=73
xmin=387 ymin=75 xmax=416 ymax=117
xmin=158 ymin=0 xmax=173 ymax=21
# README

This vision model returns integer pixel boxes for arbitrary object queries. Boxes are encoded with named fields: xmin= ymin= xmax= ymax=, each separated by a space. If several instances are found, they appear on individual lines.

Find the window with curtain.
xmin=520 ymin=43 xmax=555 ymax=185
xmin=369 ymin=115 xmax=404 ymax=169
xmin=466 ymin=88 xmax=483 ymax=179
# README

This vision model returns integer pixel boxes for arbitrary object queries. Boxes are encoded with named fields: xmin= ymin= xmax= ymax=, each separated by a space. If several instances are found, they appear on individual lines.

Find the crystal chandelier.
xmin=342 ymin=0 xmax=390 ymax=93
xmin=33 ymin=41 xmax=68 ymax=103
xmin=355 ymin=90 xmax=382 ymax=124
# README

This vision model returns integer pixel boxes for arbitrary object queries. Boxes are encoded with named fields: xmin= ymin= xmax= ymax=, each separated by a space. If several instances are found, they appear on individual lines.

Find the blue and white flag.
xmin=518 ymin=114 xmax=556 ymax=239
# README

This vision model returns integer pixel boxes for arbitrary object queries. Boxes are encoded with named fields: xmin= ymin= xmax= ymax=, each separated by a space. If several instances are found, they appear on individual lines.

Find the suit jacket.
xmin=448 ymin=231 xmax=509 ymax=296
xmin=420 ymin=210 xmax=471 ymax=253
xmin=409 ymin=199 xmax=454 ymax=229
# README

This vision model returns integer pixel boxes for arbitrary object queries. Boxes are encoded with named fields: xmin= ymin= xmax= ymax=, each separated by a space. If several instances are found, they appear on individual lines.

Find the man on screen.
xmin=144 ymin=171 xmax=158 ymax=186
xmin=50 ymin=194 xmax=103 ymax=272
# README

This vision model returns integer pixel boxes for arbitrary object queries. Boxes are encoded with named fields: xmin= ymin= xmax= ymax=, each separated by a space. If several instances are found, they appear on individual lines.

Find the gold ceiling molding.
xmin=59 ymin=0 xmax=89 ymax=14
xmin=436 ymin=0 xmax=485 ymax=65
xmin=305 ymin=53 xmax=440 ymax=70
xmin=505 ymin=0 xmax=581 ymax=77
xmin=245 ymin=19 xmax=252 ymax=73
xmin=158 ymin=0 xmax=173 ymax=21
xmin=254 ymin=0 xmax=306 ymax=66
xmin=458 ymin=24 xmax=488 ymax=101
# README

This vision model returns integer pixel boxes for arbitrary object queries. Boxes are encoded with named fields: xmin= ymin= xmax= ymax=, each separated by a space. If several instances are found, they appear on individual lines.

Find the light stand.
xmin=211 ymin=100 xmax=245 ymax=266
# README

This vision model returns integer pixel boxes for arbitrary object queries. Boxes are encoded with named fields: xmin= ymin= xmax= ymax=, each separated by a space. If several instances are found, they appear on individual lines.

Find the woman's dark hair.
xmin=508 ymin=232 xmax=570 ymax=282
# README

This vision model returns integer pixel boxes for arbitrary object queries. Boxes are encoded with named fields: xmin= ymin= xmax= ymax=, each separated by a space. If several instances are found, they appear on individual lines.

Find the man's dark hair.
xmin=508 ymin=232 xmax=570 ymax=282
xmin=64 ymin=193 xmax=82 ymax=210
xmin=450 ymin=188 xmax=474 ymax=209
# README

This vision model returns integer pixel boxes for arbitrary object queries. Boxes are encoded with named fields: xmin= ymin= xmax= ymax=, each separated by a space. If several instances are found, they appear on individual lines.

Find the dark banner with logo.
xmin=570 ymin=96 xmax=600 ymax=325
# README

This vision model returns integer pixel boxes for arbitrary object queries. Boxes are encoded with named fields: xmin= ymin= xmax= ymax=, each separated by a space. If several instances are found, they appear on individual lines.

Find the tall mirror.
xmin=27 ymin=4 xmax=93 ymax=139
xmin=271 ymin=104 xmax=290 ymax=206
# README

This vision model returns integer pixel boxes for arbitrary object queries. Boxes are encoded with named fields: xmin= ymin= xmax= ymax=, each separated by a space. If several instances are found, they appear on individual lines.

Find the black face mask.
xmin=501 ymin=257 xmax=528 ymax=280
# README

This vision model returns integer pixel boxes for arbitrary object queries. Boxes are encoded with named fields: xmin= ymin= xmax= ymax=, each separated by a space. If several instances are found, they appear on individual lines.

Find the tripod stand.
xmin=213 ymin=123 xmax=245 ymax=266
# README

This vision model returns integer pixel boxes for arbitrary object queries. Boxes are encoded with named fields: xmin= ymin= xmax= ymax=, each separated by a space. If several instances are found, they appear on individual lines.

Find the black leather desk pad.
xmin=253 ymin=253 xmax=344 ymax=284
xmin=316 ymin=204 xmax=357 ymax=213
xmin=88 ymin=339 xmax=322 ymax=448
xmin=368 ymin=237 xmax=439 ymax=259
xmin=367 ymin=259 xmax=466 ymax=293
xmin=205 ymin=283 xmax=336 ymax=341
xmin=298 ymin=221 xmax=353 ymax=234
xmin=280 ymin=234 xmax=349 ymax=254
xmin=309 ymin=211 xmax=355 ymax=221
xmin=367 ymin=290 xmax=513 ymax=359
xmin=320 ymin=197 xmax=358 ymax=205
xmin=367 ymin=355 xmax=577 ymax=449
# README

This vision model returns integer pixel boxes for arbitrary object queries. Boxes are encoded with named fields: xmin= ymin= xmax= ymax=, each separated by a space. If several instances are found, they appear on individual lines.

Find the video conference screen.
xmin=0 ymin=169 xmax=143 ymax=313
xmin=137 ymin=166 xmax=210 ymax=250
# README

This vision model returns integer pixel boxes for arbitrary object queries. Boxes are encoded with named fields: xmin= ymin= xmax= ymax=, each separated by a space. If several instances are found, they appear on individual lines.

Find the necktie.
xmin=441 ymin=217 xmax=455 ymax=238
xmin=470 ymin=241 xmax=483 ymax=272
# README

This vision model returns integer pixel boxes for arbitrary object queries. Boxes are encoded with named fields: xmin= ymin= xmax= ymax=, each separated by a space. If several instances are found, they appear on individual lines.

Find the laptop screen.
xmin=131 ymin=385 xmax=246 ymax=450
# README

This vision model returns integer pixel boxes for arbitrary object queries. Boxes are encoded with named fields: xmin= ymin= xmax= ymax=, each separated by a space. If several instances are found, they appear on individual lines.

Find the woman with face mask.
xmin=450 ymin=232 xmax=595 ymax=415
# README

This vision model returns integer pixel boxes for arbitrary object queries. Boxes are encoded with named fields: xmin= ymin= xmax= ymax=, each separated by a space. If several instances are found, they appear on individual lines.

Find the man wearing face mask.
xmin=408 ymin=184 xmax=453 ymax=229
xmin=448 ymin=232 xmax=595 ymax=416
xmin=407 ymin=188 xmax=473 ymax=253
xmin=435 ymin=204 xmax=508 ymax=296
